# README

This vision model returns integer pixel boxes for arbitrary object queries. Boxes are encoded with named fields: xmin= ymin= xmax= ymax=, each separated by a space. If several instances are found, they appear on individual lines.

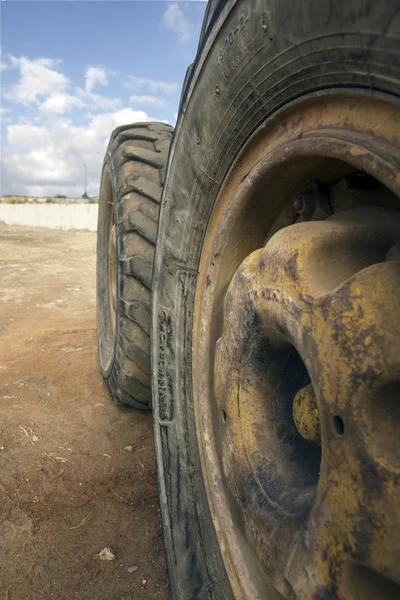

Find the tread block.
xmin=124 ymin=213 xmax=157 ymax=245
xmin=108 ymin=374 xmax=151 ymax=409
xmin=120 ymin=276 xmax=150 ymax=310
xmin=154 ymin=138 xmax=173 ymax=155
xmin=118 ymin=163 xmax=160 ymax=202
xmin=120 ymin=298 xmax=151 ymax=335
xmin=119 ymin=138 xmax=155 ymax=153
xmin=119 ymin=313 xmax=150 ymax=354
xmin=117 ymin=334 xmax=150 ymax=376
xmin=115 ymin=345 xmax=150 ymax=389
xmin=109 ymin=123 xmax=150 ymax=144
xmin=114 ymin=370 xmax=151 ymax=404
xmin=120 ymin=231 xmax=154 ymax=260
xmin=118 ymin=196 xmax=158 ymax=244
xmin=118 ymin=193 xmax=159 ymax=224
xmin=120 ymin=257 xmax=153 ymax=290
xmin=148 ymin=123 xmax=174 ymax=133
xmin=122 ymin=146 xmax=164 ymax=168
xmin=115 ymin=130 xmax=160 ymax=145
xmin=123 ymin=176 xmax=162 ymax=204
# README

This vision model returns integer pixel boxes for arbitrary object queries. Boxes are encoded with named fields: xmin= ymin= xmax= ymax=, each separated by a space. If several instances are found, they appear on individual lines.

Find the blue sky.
xmin=0 ymin=1 xmax=207 ymax=197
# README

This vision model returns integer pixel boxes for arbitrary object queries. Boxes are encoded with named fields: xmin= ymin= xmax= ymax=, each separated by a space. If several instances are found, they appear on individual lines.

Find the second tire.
xmin=97 ymin=121 xmax=173 ymax=409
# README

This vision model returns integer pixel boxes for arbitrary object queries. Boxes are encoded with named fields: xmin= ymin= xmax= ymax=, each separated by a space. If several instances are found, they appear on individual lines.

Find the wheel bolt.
xmin=293 ymin=383 xmax=321 ymax=444
xmin=294 ymin=193 xmax=316 ymax=217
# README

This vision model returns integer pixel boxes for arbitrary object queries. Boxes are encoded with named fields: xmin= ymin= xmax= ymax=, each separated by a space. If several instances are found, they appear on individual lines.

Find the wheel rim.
xmin=193 ymin=91 xmax=400 ymax=599
xmin=108 ymin=215 xmax=117 ymax=333
xmin=97 ymin=164 xmax=118 ymax=375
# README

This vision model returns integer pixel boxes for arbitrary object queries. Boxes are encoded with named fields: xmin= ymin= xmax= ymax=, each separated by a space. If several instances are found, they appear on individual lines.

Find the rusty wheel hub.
xmin=193 ymin=91 xmax=400 ymax=599
xmin=215 ymin=207 xmax=400 ymax=598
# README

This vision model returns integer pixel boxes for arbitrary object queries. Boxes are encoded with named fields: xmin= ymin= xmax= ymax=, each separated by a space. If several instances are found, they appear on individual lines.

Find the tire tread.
xmin=101 ymin=122 xmax=173 ymax=409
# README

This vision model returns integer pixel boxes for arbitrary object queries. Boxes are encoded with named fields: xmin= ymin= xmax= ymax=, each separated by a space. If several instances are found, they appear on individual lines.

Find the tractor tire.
xmin=152 ymin=1 xmax=400 ymax=599
xmin=97 ymin=122 xmax=173 ymax=409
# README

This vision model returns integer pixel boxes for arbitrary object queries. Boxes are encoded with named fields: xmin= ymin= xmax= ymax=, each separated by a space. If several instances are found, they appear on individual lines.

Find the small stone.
xmin=124 ymin=445 xmax=133 ymax=452
xmin=127 ymin=566 xmax=138 ymax=573
xmin=32 ymin=435 xmax=39 ymax=442
xmin=142 ymin=579 xmax=147 ymax=585
xmin=99 ymin=547 xmax=116 ymax=561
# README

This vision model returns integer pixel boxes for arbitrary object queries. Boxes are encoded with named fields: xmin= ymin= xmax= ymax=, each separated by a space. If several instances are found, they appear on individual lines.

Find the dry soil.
xmin=0 ymin=224 xmax=170 ymax=600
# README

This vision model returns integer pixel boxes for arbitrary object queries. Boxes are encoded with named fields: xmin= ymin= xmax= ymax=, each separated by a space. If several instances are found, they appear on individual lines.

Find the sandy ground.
xmin=0 ymin=224 xmax=170 ymax=600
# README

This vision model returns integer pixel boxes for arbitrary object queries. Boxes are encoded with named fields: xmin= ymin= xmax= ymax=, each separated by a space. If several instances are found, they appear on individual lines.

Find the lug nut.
xmin=294 ymin=193 xmax=316 ymax=217
xmin=293 ymin=383 xmax=321 ymax=445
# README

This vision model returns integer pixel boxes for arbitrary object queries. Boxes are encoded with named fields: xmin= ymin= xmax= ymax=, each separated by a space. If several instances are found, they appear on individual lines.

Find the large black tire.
xmin=152 ymin=1 xmax=400 ymax=599
xmin=97 ymin=122 xmax=173 ymax=409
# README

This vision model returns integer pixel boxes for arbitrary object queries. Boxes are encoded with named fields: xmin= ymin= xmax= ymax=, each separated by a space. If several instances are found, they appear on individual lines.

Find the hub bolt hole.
xmin=294 ymin=192 xmax=316 ymax=217
xmin=333 ymin=415 xmax=345 ymax=436
xmin=222 ymin=409 xmax=227 ymax=423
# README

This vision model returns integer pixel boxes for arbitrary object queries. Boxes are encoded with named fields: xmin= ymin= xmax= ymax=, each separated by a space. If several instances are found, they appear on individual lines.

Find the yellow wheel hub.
xmin=215 ymin=207 xmax=400 ymax=598
xmin=193 ymin=92 xmax=400 ymax=599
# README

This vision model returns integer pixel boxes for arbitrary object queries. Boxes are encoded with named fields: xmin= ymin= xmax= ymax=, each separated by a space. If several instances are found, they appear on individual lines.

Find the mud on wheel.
xmin=152 ymin=1 xmax=400 ymax=599
xmin=97 ymin=122 xmax=173 ymax=409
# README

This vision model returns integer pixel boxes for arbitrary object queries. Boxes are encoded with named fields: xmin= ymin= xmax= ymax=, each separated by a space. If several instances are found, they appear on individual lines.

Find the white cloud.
xmin=124 ymin=75 xmax=178 ymax=95
xmin=1 ymin=108 xmax=154 ymax=197
xmin=6 ymin=56 xmax=68 ymax=105
xmin=39 ymin=92 xmax=85 ymax=115
xmin=163 ymin=3 xmax=191 ymax=42
xmin=0 ymin=107 xmax=12 ymax=124
xmin=129 ymin=95 xmax=167 ymax=108
xmin=0 ymin=48 xmax=8 ymax=71
xmin=85 ymin=66 xmax=108 ymax=93
xmin=86 ymin=108 xmax=153 ymax=140
xmin=4 ymin=55 xmax=117 ymax=113
xmin=87 ymin=93 xmax=121 ymax=111
xmin=77 ymin=87 xmax=122 ymax=111
xmin=0 ymin=53 xmax=169 ymax=197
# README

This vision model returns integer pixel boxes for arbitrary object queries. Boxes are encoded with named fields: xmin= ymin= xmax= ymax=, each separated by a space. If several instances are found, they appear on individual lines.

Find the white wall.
xmin=0 ymin=203 xmax=98 ymax=231
xmin=0 ymin=197 xmax=84 ymax=203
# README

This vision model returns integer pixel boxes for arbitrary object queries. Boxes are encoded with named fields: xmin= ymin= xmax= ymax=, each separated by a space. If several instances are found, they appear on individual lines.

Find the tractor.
xmin=96 ymin=1 xmax=400 ymax=598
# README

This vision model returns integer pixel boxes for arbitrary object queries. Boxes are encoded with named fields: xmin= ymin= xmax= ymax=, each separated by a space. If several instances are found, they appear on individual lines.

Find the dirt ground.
xmin=0 ymin=224 xmax=170 ymax=600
